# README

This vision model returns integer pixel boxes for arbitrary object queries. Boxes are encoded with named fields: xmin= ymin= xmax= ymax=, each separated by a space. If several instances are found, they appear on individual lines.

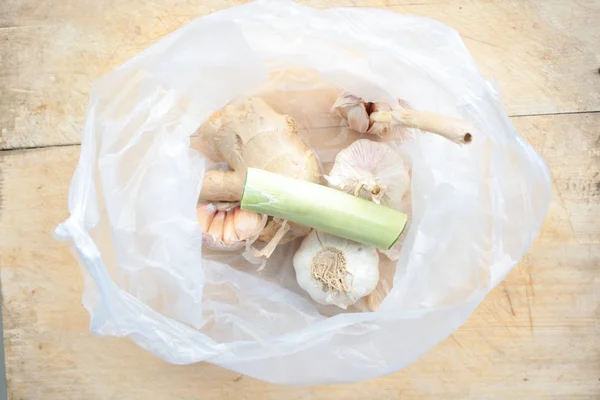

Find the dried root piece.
xmin=332 ymin=91 xmax=474 ymax=145
xmin=370 ymin=108 xmax=473 ymax=145
xmin=258 ymin=218 xmax=312 ymax=245
xmin=251 ymin=219 xmax=291 ymax=267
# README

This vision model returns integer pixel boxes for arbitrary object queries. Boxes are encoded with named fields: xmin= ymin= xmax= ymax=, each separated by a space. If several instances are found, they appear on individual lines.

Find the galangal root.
xmin=196 ymin=97 xmax=322 ymax=258
xmin=198 ymin=97 xmax=321 ymax=202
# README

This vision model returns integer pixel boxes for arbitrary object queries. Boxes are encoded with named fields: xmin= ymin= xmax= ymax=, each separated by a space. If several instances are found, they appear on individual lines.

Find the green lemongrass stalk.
xmin=241 ymin=168 xmax=407 ymax=250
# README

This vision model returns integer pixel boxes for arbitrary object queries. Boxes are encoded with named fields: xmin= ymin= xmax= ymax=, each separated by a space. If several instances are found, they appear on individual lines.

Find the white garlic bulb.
xmin=293 ymin=231 xmax=379 ymax=309
xmin=325 ymin=139 xmax=410 ymax=209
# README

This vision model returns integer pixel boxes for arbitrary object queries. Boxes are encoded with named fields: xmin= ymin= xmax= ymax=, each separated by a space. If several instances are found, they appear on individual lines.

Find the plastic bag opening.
xmin=55 ymin=0 xmax=551 ymax=385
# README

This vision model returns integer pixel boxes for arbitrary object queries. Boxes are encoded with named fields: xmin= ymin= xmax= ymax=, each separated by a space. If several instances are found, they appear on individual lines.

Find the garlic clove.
xmin=197 ymin=203 xmax=217 ymax=232
xmin=207 ymin=210 xmax=226 ymax=241
xmin=198 ymin=203 xmax=256 ymax=251
xmin=223 ymin=209 xmax=239 ymax=246
xmin=233 ymin=207 xmax=264 ymax=241
xmin=204 ymin=209 xmax=245 ymax=251
xmin=331 ymin=91 xmax=370 ymax=133
xmin=345 ymin=104 xmax=370 ymax=133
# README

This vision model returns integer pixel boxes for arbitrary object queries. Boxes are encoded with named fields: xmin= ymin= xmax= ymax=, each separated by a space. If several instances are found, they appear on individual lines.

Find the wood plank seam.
xmin=1 ymin=110 xmax=599 ymax=152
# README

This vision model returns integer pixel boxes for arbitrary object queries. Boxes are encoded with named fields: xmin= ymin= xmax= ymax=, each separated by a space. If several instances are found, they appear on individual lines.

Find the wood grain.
xmin=1 ymin=113 xmax=598 ymax=399
xmin=1 ymin=0 xmax=599 ymax=149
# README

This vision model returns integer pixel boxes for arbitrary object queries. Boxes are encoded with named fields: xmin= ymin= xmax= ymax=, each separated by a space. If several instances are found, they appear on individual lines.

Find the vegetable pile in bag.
xmin=54 ymin=0 xmax=550 ymax=385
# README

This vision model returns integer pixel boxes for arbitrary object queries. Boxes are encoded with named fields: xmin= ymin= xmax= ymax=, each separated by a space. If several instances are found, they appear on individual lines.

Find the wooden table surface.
xmin=1 ymin=0 xmax=599 ymax=398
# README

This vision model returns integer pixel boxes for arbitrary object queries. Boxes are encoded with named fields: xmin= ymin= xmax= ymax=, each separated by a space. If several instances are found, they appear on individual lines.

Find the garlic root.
xmin=293 ymin=231 xmax=379 ymax=309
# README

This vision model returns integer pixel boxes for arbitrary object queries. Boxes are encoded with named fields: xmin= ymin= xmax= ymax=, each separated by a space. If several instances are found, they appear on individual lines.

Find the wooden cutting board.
xmin=1 ymin=0 xmax=599 ymax=398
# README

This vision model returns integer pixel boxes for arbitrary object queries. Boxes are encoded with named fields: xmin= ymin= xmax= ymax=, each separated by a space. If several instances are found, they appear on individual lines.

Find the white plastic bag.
xmin=55 ymin=0 xmax=550 ymax=384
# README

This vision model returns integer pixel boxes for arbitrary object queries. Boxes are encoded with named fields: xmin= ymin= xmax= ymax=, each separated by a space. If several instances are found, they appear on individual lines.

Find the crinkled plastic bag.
xmin=55 ymin=0 xmax=551 ymax=385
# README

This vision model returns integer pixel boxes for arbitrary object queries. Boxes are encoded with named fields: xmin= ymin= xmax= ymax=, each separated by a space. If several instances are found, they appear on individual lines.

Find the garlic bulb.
xmin=325 ymin=139 xmax=409 ymax=209
xmin=293 ymin=231 xmax=379 ymax=309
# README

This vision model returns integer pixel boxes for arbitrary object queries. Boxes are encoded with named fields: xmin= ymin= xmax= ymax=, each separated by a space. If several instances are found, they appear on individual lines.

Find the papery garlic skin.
xmin=326 ymin=139 xmax=409 ymax=209
xmin=331 ymin=91 xmax=370 ymax=133
xmin=293 ymin=231 xmax=379 ymax=309
xmin=233 ymin=207 xmax=265 ymax=241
